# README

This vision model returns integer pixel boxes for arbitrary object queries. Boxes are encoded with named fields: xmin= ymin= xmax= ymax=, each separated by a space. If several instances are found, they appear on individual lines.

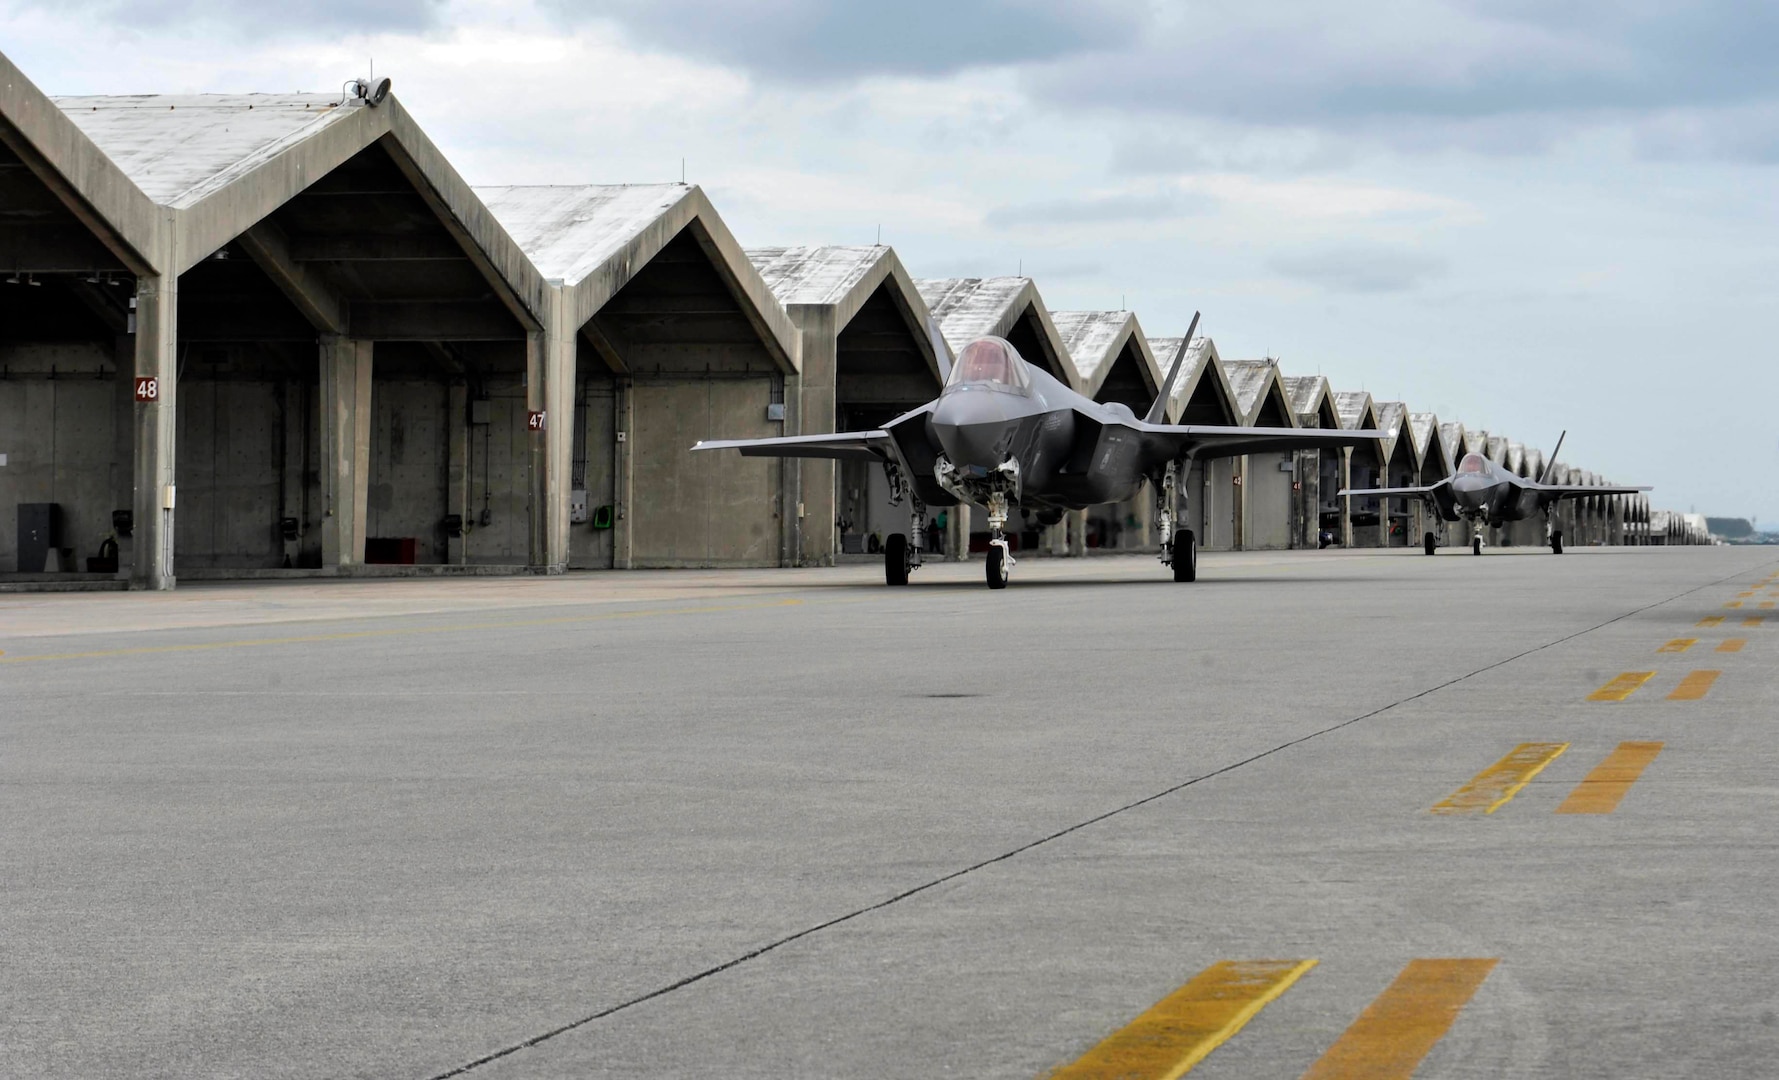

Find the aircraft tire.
xmin=1472 ymin=536 xmax=1483 ymax=556
xmin=1423 ymin=532 xmax=1437 ymax=556
xmin=986 ymin=545 xmax=1009 ymax=589
xmin=1172 ymin=530 xmax=1198 ymax=582
xmin=885 ymin=533 xmax=909 ymax=586
xmin=1551 ymin=531 xmax=1564 ymax=555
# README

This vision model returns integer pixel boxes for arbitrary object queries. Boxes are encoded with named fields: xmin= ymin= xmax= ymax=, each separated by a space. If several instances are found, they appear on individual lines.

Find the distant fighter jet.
xmin=1341 ymin=432 xmax=1650 ymax=555
xmin=695 ymin=313 xmax=1382 ymax=589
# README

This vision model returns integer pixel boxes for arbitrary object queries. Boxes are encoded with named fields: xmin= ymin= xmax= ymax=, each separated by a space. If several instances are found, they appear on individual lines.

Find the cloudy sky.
xmin=5 ymin=1 xmax=1774 ymax=523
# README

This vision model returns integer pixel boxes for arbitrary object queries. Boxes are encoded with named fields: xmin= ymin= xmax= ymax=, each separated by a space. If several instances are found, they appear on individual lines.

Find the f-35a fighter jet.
xmin=1342 ymin=432 xmax=1650 ymax=556
xmin=695 ymin=313 xmax=1383 ymax=589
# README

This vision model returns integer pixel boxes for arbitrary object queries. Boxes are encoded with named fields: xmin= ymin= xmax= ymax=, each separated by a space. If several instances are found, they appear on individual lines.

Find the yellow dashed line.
xmin=1556 ymin=742 xmax=1664 ymax=815
xmin=1761 ymin=601 xmax=1776 ymax=610
xmin=1744 ymin=617 xmax=1765 ymax=628
xmin=1656 ymin=639 xmax=1696 ymax=653
xmin=0 ymin=599 xmax=805 ymax=665
xmin=1717 ymin=639 xmax=1747 ymax=654
xmin=1047 ymin=959 xmax=1316 ymax=1080
xmin=1668 ymin=670 xmax=1721 ymax=700
xmin=1588 ymin=672 xmax=1655 ymax=702
xmin=1432 ymin=743 xmax=1568 ymax=814
xmin=1299 ymin=959 xmax=1498 ymax=1080
xmin=1725 ymin=601 xmax=1744 ymax=609
xmin=1697 ymin=616 xmax=1725 ymax=628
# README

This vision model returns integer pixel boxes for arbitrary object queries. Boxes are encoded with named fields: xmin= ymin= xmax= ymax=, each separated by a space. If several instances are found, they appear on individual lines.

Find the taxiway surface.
xmin=5 ymin=546 xmax=1776 ymax=1078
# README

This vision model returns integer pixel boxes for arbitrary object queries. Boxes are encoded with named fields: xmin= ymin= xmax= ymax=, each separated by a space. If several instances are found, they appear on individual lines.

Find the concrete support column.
xmin=1339 ymin=448 xmax=1354 ymax=548
xmin=112 ymin=333 xmax=136 ymax=579
xmin=130 ymin=274 xmax=177 ymax=591
xmin=1136 ymin=492 xmax=1154 ymax=550
xmin=779 ymin=370 xmax=800 ymax=568
xmin=526 ymin=327 xmax=571 ymax=572
xmin=791 ymin=311 xmax=837 ymax=567
xmin=320 ymin=335 xmax=372 ymax=569
xmin=613 ymin=378 xmax=635 ymax=569
xmin=1233 ymin=456 xmax=1249 ymax=550
xmin=448 ymin=382 xmax=470 ymax=565
xmin=1069 ymin=509 xmax=1088 ymax=556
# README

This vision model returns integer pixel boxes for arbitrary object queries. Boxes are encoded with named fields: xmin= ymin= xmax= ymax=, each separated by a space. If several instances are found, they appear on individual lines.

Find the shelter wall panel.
xmin=631 ymin=378 xmax=779 ymax=567
xmin=461 ymin=382 xmax=529 ymax=564
xmin=367 ymin=378 xmax=449 ymax=563
xmin=1246 ymin=452 xmax=1293 ymax=550
xmin=568 ymin=377 xmax=617 ymax=570
xmin=175 ymin=379 xmax=282 ymax=568
xmin=1205 ymin=458 xmax=1237 ymax=550
xmin=0 ymin=354 xmax=118 ymax=571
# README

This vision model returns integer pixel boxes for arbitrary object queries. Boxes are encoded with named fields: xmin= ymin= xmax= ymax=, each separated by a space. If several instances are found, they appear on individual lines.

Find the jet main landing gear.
xmin=1423 ymin=531 xmax=1437 ymax=556
xmin=985 ymin=490 xmax=1013 ymax=590
xmin=1157 ymin=459 xmax=1198 ymax=583
xmin=881 ymin=469 xmax=926 ymax=586
xmin=1472 ymin=535 xmax=1484 ymax=556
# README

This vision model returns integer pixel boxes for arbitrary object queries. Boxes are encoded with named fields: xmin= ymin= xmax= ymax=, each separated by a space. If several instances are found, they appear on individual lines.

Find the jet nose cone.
xmin=1450 ymin=475 xmax=1494 ymax=508
xmin=932 ymin=390 xmax=1018 ymax=468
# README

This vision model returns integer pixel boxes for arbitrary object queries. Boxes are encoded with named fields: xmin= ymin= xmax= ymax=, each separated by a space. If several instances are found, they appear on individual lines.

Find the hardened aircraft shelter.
xmin=0 ymin=47 xmax=1706 ymax=588
xmin=747 ymin=244 xmax=946 ymax=563
xmin=479 ymin=183 xmax=800 ymax=569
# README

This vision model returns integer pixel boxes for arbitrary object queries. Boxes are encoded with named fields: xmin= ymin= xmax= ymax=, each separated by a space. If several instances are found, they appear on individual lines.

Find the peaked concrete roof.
xmin=1412 ymin=412 xmax=1454 ymax=477
xmin=915 ymin=276 xmax=1080 ymax=391
xmin=1376 ymin=401 xmax=1415 ymax=467
xmin=1506 ymin=442 xmax=1527 ymax=475
xmin=25 ymin=75 xmax=548 ymax=323
xmin=1334 ymin=391 xmax=1378 ymax=431
xmin=1049 ymin=310 xmax=1160 ymax=400
xmin=1148 ymin=335 xmax=1240 ymax=425
xmin=1439 ymin=421 xmax=1466 ymax=466
xmin=481 ymin=183 xmax=797 ymax=371
xmin=1220 ymin=359 xmax=1296 ymax=428
xmin=57 ymin=93 xmax=351 ymax=208
xmin=747 ymin=243 xmax=944 ymax=380
xmin=1485 ymin=435 xmax=1509 ymax=463
xmin=1282 ymin=374 xmax=1338 ymax=428
xmin=2 ymin=50 xmax=161 ymax=274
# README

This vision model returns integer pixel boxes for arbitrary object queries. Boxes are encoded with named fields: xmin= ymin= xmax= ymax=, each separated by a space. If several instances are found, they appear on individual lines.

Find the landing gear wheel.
xmin=1423 ymin=532 xmax=1437 ymax=556
xmin=1472 ymin=536 xmax=1484 ymax=556
xmin=884 ymin=533 xmax=909 ymax=586
xmin=1172 ymin=529 xmax=1198 ymax=582
xmin=1551 ymin=531 xmax=1564 ymax=555
xmin=986 ymin=545 xmax=1009 ymax=589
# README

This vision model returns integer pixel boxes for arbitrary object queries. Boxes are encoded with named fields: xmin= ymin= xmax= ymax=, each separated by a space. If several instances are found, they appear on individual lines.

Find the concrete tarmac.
xmin=4 ymin=546 xmax=1776 ymax=1078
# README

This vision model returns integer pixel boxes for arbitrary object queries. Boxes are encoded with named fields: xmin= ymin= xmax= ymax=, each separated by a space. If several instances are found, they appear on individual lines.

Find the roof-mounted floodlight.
xmin=342 ymin=77 xmax=392 ymax=107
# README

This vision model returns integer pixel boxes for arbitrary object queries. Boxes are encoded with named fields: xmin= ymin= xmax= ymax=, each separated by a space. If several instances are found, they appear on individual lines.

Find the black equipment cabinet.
xmin=18 ymin=502 xmax=62 ymax=573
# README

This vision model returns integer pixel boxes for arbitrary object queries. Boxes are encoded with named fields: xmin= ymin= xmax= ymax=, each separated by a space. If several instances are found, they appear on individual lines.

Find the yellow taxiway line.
xmin=1047 ymin=959 xmax=1316 ymax=1080
xmin=1696 ymin=616 xmax=1725 ymax=627
xmin=1299 ymin=959 xmax=1497 ymax=1080
xmin=1744 ymin=617 xmax=1766 ymax=628
xmin=1431 ymin=743 xmax=1568 ymax=814
xmin=1556 ymin=742 xmax=1664 ymax=815
xmin=1656 ymin=639 xmax=1696 ymax=653
xmin=1587 ymin=672 xmax=1655 ymax=702
xmin=1667 ymin=670 xmax=1721 ymax=701
xmin=1716 ymin=639 xmax=1747 ymax=654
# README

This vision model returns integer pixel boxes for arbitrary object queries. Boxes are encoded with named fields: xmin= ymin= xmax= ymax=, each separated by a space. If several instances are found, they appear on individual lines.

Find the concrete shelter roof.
xmin=1333 ymin=391 xmax=1378 ymax=430
xmin=1438 ymin=421 xmax=1465 ymax=465
xmin=1376 ymin=401 xmax=1414 ymax=467
xmin=747 ymin=243 xmax=944 ymax=380
xmin=56 ymin=93 xmax=351 ymax=208
xmin=1485 ymin=435 xmax=1509 ymax=463
xmin=1282 ymin=374 xmax=1339 ymax=428
xmin=481 ymin=183 xmax=798 ymax=371
xmin=1148 ymin=335 xmax=1240 ymax=425
xmin=1049 ymin=310 xmax=1160 ymax=399
xmin=2 ymin=51 xmax=161 ymax=274
xmin=1221 ymin=359 xmax=1297 ymax=428
xmin=1411 ymin=412 xmax=1454 ymax=476
xmin=1506 ymin=442 xmax=1526 ymax=475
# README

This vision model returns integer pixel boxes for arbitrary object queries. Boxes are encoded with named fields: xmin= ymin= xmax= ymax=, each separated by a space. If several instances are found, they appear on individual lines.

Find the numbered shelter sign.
xmin=134 ymin=377 xmax=160 ymax=402
xmin=527 ymin=410 xmax=547 ymax=432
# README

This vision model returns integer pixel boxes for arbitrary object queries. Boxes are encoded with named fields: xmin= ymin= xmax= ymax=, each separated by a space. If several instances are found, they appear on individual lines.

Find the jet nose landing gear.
xmin=984 ymin=490 xmax=1014 ymax=589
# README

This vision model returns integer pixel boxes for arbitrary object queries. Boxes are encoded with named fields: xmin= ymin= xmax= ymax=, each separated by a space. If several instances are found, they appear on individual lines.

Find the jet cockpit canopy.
xmin=946 ymin=337 xmax=1031 ymax=394
xmin=1458 ymin=453 xmax=1490 ymax=475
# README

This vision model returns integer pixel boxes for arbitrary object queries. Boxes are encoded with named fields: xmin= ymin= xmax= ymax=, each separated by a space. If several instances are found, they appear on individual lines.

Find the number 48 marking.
xmin=134 ymin=377 xmax=159 ymax=402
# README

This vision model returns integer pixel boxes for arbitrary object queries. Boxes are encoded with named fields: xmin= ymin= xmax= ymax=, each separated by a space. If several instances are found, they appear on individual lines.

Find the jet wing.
xmin=1135 ymin=423 xmax=1387 ymax=462
xmin=1529 ymin=483 xmax=1652 ymax=499
xmin=1338 ymin=486 xmax=1436 ymax=498
xmin=691 ymin=430 xmax=894 ymax=463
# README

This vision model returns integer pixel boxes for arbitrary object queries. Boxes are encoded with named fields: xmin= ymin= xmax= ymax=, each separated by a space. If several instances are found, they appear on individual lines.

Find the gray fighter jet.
xmin=1342 ymin=432 xmax=1650 ymax=555
xmin=695 ymin=314 xmax=1383 ymax=588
